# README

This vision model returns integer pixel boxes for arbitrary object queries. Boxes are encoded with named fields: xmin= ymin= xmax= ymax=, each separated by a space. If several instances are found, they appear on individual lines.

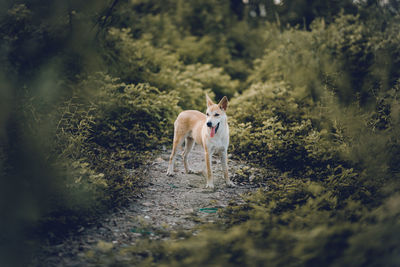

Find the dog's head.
xmin=205 ymin=94 xmax=228 ymax=138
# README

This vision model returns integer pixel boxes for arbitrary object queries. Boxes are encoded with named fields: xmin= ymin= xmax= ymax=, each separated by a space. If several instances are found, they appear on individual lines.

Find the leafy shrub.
xmin=103 ymin=28 xmax=237 ymax=109
xmin=88 ymin=73 xmax=180 ymax=154
xmin=236 ymin=13 xmax=400 ymax=184
xmin=229 ymin=81 xmax=343 ymax=175
xmin=53 ymin=73 xmax=181 ymax=208
xmin=249 ymin=13 xmax=400 ymax=104
xmin=0 ymin=72 xmax=182 ymax=248
xmin=178 ymin=63 xmax=238 ymax=99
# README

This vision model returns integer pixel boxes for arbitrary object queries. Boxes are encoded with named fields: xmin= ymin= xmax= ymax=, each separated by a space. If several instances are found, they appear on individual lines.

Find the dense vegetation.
xmin=1 ymin=0 xmax=399 ymax=266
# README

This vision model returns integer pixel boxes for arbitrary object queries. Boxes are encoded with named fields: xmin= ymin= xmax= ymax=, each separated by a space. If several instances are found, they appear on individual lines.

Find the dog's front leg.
xmin=204 ymin=149 xmax=214 ymax=189
xmin=222 ymin=150 xmax=235 ymax=187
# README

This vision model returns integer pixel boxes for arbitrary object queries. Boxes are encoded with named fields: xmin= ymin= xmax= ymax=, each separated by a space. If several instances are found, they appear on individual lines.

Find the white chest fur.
xmin=204 ymin=122 xmax=229 ymax=154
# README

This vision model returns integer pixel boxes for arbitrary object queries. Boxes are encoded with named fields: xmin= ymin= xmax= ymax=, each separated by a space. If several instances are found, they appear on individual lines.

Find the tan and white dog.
xmin=166 ymin=94 xmax=234 ymax=189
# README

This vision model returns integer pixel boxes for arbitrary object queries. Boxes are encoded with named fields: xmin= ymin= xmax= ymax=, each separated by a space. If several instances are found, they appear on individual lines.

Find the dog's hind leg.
xmin=167 ymin=129 xmax=185 ymax=176
xmin=183 ymin=137 xmax=195 ymax=174
xmin=222 ymin=150 xmax=235 ymax=187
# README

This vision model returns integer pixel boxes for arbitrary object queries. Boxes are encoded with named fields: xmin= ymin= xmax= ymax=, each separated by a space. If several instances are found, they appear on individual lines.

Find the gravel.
xmin=32 ymin=145 xmax=260 ymax=266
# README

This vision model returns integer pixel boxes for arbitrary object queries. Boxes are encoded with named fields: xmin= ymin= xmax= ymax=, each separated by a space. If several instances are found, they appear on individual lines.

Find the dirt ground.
xmin=33 ymin=145 xmax=262 ymax=266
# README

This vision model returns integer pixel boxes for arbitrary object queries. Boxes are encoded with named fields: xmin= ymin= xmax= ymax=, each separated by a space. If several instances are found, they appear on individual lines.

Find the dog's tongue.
xmin=210 ymin=126 xmax=216 ymax=138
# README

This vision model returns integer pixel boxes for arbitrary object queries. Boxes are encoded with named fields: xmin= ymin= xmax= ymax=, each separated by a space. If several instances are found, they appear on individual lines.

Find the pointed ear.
xmin=206 ymin=93 xmax=214 ymax=107
xmin=218 ymin=96 xmax=228 ymax=111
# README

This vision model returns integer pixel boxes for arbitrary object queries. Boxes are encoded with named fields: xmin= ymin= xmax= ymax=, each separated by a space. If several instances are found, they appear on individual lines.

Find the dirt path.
xmin=35 ymin=145 xmax=260 ymax=266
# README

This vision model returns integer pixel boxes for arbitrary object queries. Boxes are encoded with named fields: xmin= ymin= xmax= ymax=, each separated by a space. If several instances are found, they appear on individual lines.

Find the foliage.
xmin=127 ymin=12 xmax=400 ymax=267
xmin=93 ymin=11 xmax=400 ymax=267
xmin=244 ymin=0 xmax=358 ymax=27
xmin=103 ymin=27 xmax=237 ymax=109
xmin=1 ymin=1 xmax=400 ymax=266
xmin=229 ymin=81 xmax=338 ymax=173
xmin=112 ymin=0 xmax=267 ymax=82
xmin=52 ymin=73 xmax=181 ymax=208
xmin=86 ymin=179 xmax=400 ymax=267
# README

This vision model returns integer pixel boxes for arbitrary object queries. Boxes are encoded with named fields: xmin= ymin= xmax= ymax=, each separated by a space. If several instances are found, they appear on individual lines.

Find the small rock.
xmin=131 ymin=233 xmax=142 ymax=237
xmin=142 ymin=202 xmax=153 ymax=207
xmin=249 ymin=174 xmax=255 ymax=182
xmin=96 ymin=241 xmax=113 ymax=253
xmin=87 ymin=237 xmax=96 ymax=244
xmin=156 ymin=157 xmax=164 ymax=163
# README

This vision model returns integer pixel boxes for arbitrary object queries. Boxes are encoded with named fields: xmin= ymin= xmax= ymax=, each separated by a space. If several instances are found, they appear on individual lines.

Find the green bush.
xmin=234 ymin=14 xmax=400 ymax=185
xmin=103 ymin=27 xmax=237 ymax=109
xmin=53 ymin=73 xmax=181 ymax=208
xmin=112 ymin=0 xmax=266 ymax=84
xmin=0 ymin=72 xmax=182 ymax=244
xmin=229 ymin=81 xmax=343 ymax=175
xmin=89 ymin=73 xmax=180 ymax=154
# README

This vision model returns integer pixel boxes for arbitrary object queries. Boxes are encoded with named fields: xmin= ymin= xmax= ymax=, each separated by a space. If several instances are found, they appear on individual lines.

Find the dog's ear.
xmin=206 ymin=93 xmax=214 ymax=107
xmin=218 ymin=96 xmax=228 ymax=111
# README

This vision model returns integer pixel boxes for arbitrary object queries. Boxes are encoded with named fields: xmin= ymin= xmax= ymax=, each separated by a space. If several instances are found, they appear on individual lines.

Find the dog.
xmin=166 ymin=94 xmax=235 ymax=189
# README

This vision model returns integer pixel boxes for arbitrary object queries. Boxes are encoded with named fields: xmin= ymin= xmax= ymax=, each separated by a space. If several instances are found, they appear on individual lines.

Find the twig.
xmin=95 ymin=0 xmax=119 ymax=37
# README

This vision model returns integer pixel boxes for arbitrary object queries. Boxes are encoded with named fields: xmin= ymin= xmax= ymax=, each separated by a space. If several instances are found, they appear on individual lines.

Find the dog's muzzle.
xmin=208 ymin=122 xmax=220 ymax=138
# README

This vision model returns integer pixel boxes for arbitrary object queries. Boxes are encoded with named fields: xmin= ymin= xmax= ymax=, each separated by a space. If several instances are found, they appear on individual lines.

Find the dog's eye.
xmin=206 ymin=113 xmax=209 ymax=116
xmin=214 ymin=113 xmax=220 ymax=117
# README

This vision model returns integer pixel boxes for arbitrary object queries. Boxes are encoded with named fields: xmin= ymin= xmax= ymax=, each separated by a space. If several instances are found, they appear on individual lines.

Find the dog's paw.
xmin=166 ymin=170 xmax=174 ymax=176
xmin=226 ymin=180 xmax=236 ymax=187
xmin=205 ymin=183 xmax=215 ymax=190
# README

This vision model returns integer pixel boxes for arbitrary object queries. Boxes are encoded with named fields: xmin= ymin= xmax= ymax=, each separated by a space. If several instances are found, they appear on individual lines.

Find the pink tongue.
xmin=210 ymin=126 xmax=216 ymax=137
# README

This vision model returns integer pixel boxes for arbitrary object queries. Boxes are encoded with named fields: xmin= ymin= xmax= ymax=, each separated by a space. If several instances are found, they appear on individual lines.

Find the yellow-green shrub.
xmin=103 ymin=28 xmax=237 ymax=109
xmin=229 ymin=81 xmax=342 ymax=175
xmin=54 ymin=73 xmax=181 ymax=207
